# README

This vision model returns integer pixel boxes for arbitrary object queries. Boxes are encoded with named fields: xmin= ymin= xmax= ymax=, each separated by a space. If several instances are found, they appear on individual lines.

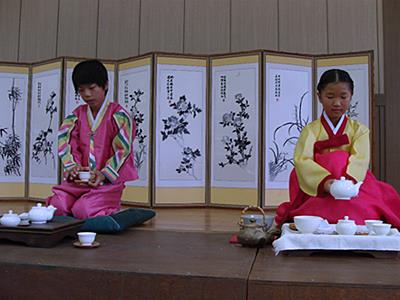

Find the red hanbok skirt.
xmin=275 ymin=150 xmax=400 ymax=228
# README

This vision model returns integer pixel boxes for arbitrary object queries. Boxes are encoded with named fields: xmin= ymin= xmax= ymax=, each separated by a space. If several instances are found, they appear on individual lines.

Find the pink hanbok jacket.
xmin=58 ymin=101 xmax=138 ymax=183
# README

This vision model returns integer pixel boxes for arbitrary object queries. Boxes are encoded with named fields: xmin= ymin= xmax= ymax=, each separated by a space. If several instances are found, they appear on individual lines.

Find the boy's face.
xmin=78 ymin=83 xmax=108 ymax=108
xmin=318 ymin=82 xmax=352 ymax=125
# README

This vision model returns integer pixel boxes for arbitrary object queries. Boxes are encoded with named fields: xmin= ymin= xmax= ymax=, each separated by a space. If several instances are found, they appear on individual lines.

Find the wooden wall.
xmin=383 ymin=0 xmax=400 ymax=191
xmin=0 ymin=0 xmax=392 ymax=187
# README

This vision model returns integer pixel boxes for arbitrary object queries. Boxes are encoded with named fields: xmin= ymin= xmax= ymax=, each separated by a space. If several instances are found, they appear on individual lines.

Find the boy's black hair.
xmin=317 ymin=69 xmax=354 ymax=95
xmin=72 ymin=59 xmax=108 ymax=92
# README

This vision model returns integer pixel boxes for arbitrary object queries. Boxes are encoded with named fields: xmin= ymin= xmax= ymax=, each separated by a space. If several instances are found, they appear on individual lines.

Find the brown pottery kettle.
xmin=237 ymin=206 xmax=267 ymax=247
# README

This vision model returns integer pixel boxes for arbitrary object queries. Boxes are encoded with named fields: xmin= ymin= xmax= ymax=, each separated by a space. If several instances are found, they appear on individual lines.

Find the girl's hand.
xmin=324 ymin=179 xmax=335 ymax=193
xmin=88 ymin=169 xmax=105 ymax=187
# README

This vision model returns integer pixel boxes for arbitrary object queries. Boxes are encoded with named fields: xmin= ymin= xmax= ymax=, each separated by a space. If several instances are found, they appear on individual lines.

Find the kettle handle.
xmin=241 ymin=205 xmax=265 ymax=216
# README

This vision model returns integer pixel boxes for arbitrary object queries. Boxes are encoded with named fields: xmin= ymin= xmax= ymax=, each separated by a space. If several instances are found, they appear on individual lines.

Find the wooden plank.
xmin=57 ymin=0 xmax=98 ymax=57
xmin=0 ymin=0 xmax=21 ymax=61
xmin=97 ymin=0 xmax=140 ymax=59
xmin=249 ymin=246 xmax=400 ymax=300
xmin=279 ymin=0 xmax=327 ymax=54
xmin=231 ymin=0 xmax=278 ymax=51
xmin=184 ymin=0 xmax=230 ymax=54
xmin=0 ymin=231 xmax=254 ymax=299
xmin=328 ymin=0 xmax=379 ymax=96
xmin=139 ymin=0 xmax=184 ymax=54
xmin=140 ymin=207 xmax=240 ymax=232
xmin=19 ymin=0 xmax=58 ymax=62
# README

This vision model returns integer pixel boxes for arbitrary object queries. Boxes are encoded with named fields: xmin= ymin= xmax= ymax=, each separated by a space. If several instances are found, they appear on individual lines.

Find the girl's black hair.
xmin=72 ymin=59 xmax=108 ymax=92
xmin=317 ymin=69 xmax=354 ymax=95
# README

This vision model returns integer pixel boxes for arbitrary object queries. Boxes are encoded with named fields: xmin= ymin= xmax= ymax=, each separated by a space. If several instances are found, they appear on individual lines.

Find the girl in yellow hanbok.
xmin=275 ymin=69 xmax=400 ymax=228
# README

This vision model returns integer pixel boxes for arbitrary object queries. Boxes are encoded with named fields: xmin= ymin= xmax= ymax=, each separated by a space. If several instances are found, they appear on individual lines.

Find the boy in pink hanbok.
xmin=46 ymin=60 xmax=138 ymax=219
xmin=275 ymin=69 xmax=400 ymax=228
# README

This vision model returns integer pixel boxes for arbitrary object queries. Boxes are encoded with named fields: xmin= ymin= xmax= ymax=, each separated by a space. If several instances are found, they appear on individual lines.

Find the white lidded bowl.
xmin=77 ymin=232 xmax=96 ymax=245
xmin=1 ymin=210 xmax=21 ymax=227
xmin=294 ymin=215 xmax=323 ymax=234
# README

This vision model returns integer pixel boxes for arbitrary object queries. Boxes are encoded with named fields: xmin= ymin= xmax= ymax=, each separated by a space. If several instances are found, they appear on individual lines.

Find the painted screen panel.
xmin=264 ymin=55 xmax=313 ymax=206
xmin=118 ymin=62 xmax=151 ymax=187
xmin=118 ymin=57 xmax=152 ymax=204
xmin=0 ymin=65 xmax=29 ymax=197
xmin=29 ymin=63 xmax=62 ymax=185
xmin=316 ymin=56 xmax=371 ymax=128
xmin=210 ymin=55 xmax=260 ymax=206
xmin=155 ymin=57 xmax=206 ymax=204
xmin=211 ymin=63 xmax=259 ymax=186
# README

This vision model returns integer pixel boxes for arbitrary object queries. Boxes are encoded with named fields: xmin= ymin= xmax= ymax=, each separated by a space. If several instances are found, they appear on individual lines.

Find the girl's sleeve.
xmin=294 ymin=126 xmax=332 ymax=196
xmin=346 ymin=123 xmax=370 ymax=182
xmin=101 ymin=109 xmax=135 ymax=183
xmin=58 ymin=113 xmax=81 ymax=171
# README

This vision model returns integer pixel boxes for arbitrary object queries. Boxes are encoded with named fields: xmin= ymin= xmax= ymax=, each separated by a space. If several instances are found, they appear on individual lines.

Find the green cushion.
xmin=54 ymin=208 xmax=155 ymax=234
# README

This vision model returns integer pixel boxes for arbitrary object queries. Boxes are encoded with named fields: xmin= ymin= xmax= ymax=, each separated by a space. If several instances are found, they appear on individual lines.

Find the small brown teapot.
xmin=237 ymin=206 xmax=267 ymax=247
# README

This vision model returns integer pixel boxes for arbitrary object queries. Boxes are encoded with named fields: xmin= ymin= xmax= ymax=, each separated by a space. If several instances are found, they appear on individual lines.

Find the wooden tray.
xmin=0 ymin=217 xmax=84 ymax=247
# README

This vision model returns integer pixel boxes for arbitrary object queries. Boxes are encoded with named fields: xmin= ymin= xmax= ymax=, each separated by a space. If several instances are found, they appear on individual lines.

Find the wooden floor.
xmin=140 ymin=207 xmax=245 ymax=232
xmin=1 ymin=206 xmax=400 ymax=299
xmin=0 ymin=199 xmax=246 ymax=232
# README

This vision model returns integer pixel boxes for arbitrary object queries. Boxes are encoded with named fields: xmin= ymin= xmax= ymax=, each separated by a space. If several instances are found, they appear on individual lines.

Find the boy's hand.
xmin=64 ymin=165 xmax=86 ymax=182
xmin=88 ymin=169 xmax=105 ymax=187
xmin=64 ymin=166 xmax=93 ymax=185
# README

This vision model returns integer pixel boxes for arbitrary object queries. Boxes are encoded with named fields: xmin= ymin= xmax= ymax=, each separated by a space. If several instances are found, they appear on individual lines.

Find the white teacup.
xmin=294 ymin=215 xmax=322 ymax=234
xmin=78 ymin=171 xmax=91 ymax=182
xmin=372 ymin=223 xmax=391 ymax=236
xmin=365 ymin=220 xmax=383 ymax=233
xmin=77 ymin=232 xmax=96 ymax=245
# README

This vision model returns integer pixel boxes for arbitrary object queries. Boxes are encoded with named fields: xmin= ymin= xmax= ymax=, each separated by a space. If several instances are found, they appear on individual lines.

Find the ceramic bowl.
xmin=372 ymin=223 xmax=391 ymax=236
xmin=364 ymin=220 xmax=383 ymax=232
xmin=77 ymin=232 xmax=96 ymax=245
xmin=78 ymin=171 xmax=91 ymax=182
xmin=241 ymin=214 xmax=274 ymax=230
xmin=294 ymin=215 xmax=322 ymax=234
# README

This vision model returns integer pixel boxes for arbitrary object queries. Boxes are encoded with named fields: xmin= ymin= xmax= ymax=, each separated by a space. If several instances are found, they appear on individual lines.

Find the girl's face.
xmin=318 ymin=82 xmax=352 ymax=125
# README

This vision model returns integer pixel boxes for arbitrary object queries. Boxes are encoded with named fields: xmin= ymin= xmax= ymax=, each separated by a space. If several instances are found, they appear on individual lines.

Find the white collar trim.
xmin=323 ymin=111 xmax=345 ymax=135
xmin=88 ymin=99 xmax=108 ymax=131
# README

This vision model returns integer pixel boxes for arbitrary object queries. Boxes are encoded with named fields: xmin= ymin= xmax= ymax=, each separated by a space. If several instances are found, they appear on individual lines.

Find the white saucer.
xmin=73 ymin=241 xmax=100 ymax=248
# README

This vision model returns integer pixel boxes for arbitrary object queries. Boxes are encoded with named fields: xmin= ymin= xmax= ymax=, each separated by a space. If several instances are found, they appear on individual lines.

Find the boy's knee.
xmin=71 ymin=201 xmax=91 ymax=219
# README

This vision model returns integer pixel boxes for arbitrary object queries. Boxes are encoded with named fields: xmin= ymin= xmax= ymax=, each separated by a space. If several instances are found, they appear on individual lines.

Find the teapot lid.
xmin=338 ymin=216 xmax=355 ymax=224
xmin=3 ymin=210 xmax=18 ymax=217
xmin=31 ymin=203 xmax=45 ymax=210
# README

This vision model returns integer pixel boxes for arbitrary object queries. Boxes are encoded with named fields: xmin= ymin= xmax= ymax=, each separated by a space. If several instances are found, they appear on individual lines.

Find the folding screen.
xmin=117 ymin=55 xmax=152 ymax=205
xmin=263 ymin=53 xmax=313 ymax=208
xmin=28 ymin=59 xmax=63 ymax=199
xmin=154 ymin=54 xmax=207 ymax=205
xmin=63 ymin=58 xmax=116 ymax=117
xmin=210 ymin=52 xmax=262 ymax=207
xmin=0 ymin=63 xmax=30 ymax=198
xmin=315 ymin=52 xmax=373 ymax=129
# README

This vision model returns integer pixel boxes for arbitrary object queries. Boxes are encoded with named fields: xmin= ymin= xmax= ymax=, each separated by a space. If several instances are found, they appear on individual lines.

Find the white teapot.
xmin=29 ymin=203 xmax=49 ymax=224
xmin=0 ymin=210 xmax=21 ymax=227
xmin=335 ymin=216 xmax=357 ymax=235
xmin=330 ymin=176 xmax=363 ymax=200
xmin=45 ymin=205 xmax=57 ymax=221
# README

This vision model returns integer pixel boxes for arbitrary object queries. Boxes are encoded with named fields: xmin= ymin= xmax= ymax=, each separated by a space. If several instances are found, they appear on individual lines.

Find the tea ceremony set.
xmin=0 ymin=202 xmax=90 ymax=248
xmin=0 ymin=169 xmax=101 ymax=248
xmin=236 ymin=177 xmax=400 ymax=258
